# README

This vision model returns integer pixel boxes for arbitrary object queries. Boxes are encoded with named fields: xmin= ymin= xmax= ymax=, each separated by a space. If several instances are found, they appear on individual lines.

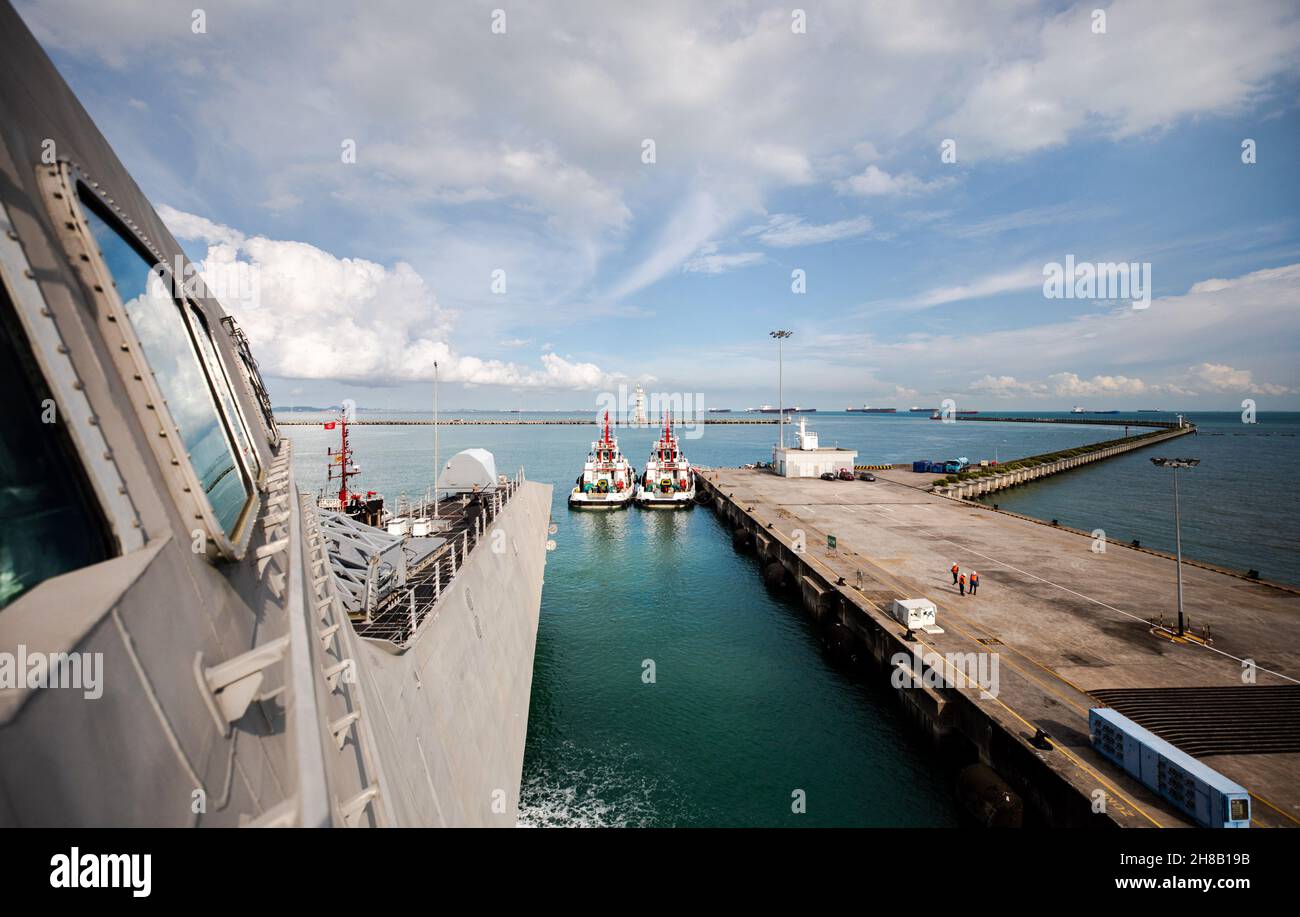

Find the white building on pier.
xmin=772 ymin=416 xmax=857 ymax=477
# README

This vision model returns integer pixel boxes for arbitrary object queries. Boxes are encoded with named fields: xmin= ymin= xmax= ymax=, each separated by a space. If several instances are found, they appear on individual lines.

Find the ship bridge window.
xmin=188 ymin=305 xmax=260 ymax=478
xmin=0 ymin=285 xmax=113 ymax=609
xmin=77 ymin=186 xmax=253 ymax=540
xmin=220 ymin=316 xmax=279 ymax=447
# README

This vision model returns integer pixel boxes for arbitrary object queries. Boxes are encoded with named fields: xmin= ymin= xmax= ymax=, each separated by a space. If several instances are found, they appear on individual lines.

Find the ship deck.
xmin=351 ymin=486 xmax=515 ymax=643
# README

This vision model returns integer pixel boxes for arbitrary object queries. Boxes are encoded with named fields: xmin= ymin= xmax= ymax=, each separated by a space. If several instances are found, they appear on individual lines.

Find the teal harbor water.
xmin=283 ymin=410 xmax=1299 ymax=826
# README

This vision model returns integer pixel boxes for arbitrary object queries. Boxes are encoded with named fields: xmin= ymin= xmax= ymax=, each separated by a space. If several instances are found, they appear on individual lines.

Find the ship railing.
xmin=352 ymin=468 xmax=527 ymax=645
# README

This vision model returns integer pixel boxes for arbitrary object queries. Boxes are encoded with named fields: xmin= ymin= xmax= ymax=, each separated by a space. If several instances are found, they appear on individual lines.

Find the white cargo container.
xmin=891 ymin=598 xmax=938 ymax=629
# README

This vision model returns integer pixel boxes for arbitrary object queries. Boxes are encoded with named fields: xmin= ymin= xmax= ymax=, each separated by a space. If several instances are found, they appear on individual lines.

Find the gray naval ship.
xmin=0 ymin=2 xmax=551 ymax=827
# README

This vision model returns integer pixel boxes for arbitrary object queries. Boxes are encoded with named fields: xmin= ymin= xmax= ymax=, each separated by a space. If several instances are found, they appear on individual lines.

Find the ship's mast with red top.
xmin=325 ymin=412 xmax=356 ymax=505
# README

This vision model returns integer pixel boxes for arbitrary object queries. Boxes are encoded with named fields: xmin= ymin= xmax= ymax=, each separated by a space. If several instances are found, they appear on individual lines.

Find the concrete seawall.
xmin=932 ymin=425 xmax=1193 ymax=499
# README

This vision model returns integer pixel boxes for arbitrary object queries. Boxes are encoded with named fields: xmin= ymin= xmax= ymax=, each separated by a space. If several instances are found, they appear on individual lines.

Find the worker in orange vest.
xmin=951 ymin=562 xmax=959 ymax=585
xmin=970 ymin=571 xmax=979 ymax=595
xmin=958 ymin=573 xmax=966 ymax=596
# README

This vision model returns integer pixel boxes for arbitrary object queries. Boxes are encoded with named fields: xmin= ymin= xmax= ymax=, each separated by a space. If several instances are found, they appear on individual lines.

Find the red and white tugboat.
xmin=636 ymin=410 xmax=695 ymax=508
xmin=568 ymin=411 xmax=636 ymax=510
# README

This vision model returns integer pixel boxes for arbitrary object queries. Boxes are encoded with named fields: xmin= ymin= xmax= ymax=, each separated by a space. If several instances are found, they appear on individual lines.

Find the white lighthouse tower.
xmin=632 ymin=384 xmax=649 ymax=426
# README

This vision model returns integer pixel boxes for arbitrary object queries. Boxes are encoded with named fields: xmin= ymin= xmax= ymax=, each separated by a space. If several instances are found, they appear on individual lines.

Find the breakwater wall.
xmin=932 ymin=425 xmax=1194 ymax=499
xmin=946 ymin=416 xmax=1182 ymax=428
xmin=275 ymin=418 xmax=779 ymax=426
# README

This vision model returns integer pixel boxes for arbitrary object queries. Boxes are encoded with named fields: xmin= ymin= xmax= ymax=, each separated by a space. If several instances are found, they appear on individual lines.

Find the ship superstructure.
xmin=636 ymin=411 xmax=696 ymax=508
xmin=0 ymin=4 xmax=550 ymax=828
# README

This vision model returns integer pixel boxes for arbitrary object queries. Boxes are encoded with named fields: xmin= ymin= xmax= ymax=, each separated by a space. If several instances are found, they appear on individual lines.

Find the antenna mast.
xmin=433 ymin=360 xmax=440 ymax=519
xmin=326 ymin=412 xmax=355 ymax=505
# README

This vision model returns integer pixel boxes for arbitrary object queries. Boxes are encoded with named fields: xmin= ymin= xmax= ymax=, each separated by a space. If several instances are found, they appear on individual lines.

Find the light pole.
xmin=770 ymin=329 xmax=793 ymax=448
xmin=433 ymin=360 xmax=440 ymax=520
xmin=1151 ymin=457 xmax=1199 ymax=636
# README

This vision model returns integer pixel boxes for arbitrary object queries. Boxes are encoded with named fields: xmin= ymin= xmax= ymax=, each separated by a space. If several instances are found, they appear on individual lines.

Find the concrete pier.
xmin=696 ymin=467 xmax=1300 ymax=828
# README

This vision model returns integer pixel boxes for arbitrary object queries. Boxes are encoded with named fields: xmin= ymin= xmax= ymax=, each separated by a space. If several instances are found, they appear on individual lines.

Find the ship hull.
xmin=568 ymin=490 xmax=634 ymax=510
xmin=635 ymin=488 xmax=695 ymax=508
xmin=352 ymin=481 xmax=552 ymax=826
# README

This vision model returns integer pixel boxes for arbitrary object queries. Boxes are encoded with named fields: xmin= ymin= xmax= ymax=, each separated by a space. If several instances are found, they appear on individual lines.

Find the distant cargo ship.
xmin=909 ymin=406 xmax=937 ymax=413
xmin=749 ymin=404 xmax=816 ymax=413
xmin=847 ymin=406 xmax=896 ymax=413
xmin=707 ymin=408 xmax=732 ymax=413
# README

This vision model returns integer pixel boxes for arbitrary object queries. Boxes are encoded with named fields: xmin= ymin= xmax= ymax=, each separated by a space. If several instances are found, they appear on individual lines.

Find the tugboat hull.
xmin=568 ymin=489 xmax=634 ymax=510
xmin=635 ymin=488 xmax=695 ymax=509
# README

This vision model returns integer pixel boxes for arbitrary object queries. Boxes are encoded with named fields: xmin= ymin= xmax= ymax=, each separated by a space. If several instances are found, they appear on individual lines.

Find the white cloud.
xmin=746 ymin=214 xmax=873 ymax=248
xmin=968 ymin=375 xmax=1047 ymax=398
xmin=942 ymin=0 xmax=1300 ymax=158
xmin=1181 ymin=363 xmax=1292 ymax=396
xmin=750 ymin=145 xmax=815 ymax=185
xmin=836 ymin=164 xmax=952 ymax=197
xmin=909 ymin=266 xmax=1043 ymax=308
xmin=683 ymin=250 xmax=766 ymax=274
xmin=157 ymin=205 xmax=244 ymax=247
xmin=826 ymin=263 xmax=1300 ymax=405
xmin=966 ymin=364 xmax=1293 ymax=402
xmin=22 ymin=0 xmax=1300 ymax=311
xmin=161 ymin=206 xmax=621 ymax=390
xmin=1046 ymin=372 xmax=1151 ymax=397
xmin=607 ymin=188 xmax=735 ymax=299
xmin=23 ymin=0 xmax=1300 ymax=322
xmin=969 ymin=372 xmax=1155 ymax=400
xmin=945 ymin=204 xmax=1113 ymax=239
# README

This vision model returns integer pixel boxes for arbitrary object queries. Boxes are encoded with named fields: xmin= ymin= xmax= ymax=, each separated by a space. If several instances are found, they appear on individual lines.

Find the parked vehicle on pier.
xmin=837 ymin=468 xmax=855 ymax=481
xmin=858 ymin=471 xmax=877 ymax=482
xmin=820 ymin=472 xmax=837 ymax=481
xmin=1090 ymin=708 xmax=1251 ymax=828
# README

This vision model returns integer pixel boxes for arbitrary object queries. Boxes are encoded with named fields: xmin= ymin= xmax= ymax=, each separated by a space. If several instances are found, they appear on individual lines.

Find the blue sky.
xmin=20 ymin=0 xmax=1300 ymax=411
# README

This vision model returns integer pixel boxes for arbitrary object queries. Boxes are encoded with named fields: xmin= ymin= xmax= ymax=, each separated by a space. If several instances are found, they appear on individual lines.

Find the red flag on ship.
xmin=323 ymin=421 xmax=336 ymax=430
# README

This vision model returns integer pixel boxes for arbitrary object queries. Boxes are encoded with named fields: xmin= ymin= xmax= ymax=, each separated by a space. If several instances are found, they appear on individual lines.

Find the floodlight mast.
xmin=770 ymin=330 xmax=793 ymax=448
xmin=1151 ymin=457 xmax=1200 ymax=635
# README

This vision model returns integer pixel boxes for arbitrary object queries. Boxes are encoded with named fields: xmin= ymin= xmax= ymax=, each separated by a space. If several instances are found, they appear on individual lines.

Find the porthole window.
xmin=76 ymin=184 xmax=254 ymax=542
